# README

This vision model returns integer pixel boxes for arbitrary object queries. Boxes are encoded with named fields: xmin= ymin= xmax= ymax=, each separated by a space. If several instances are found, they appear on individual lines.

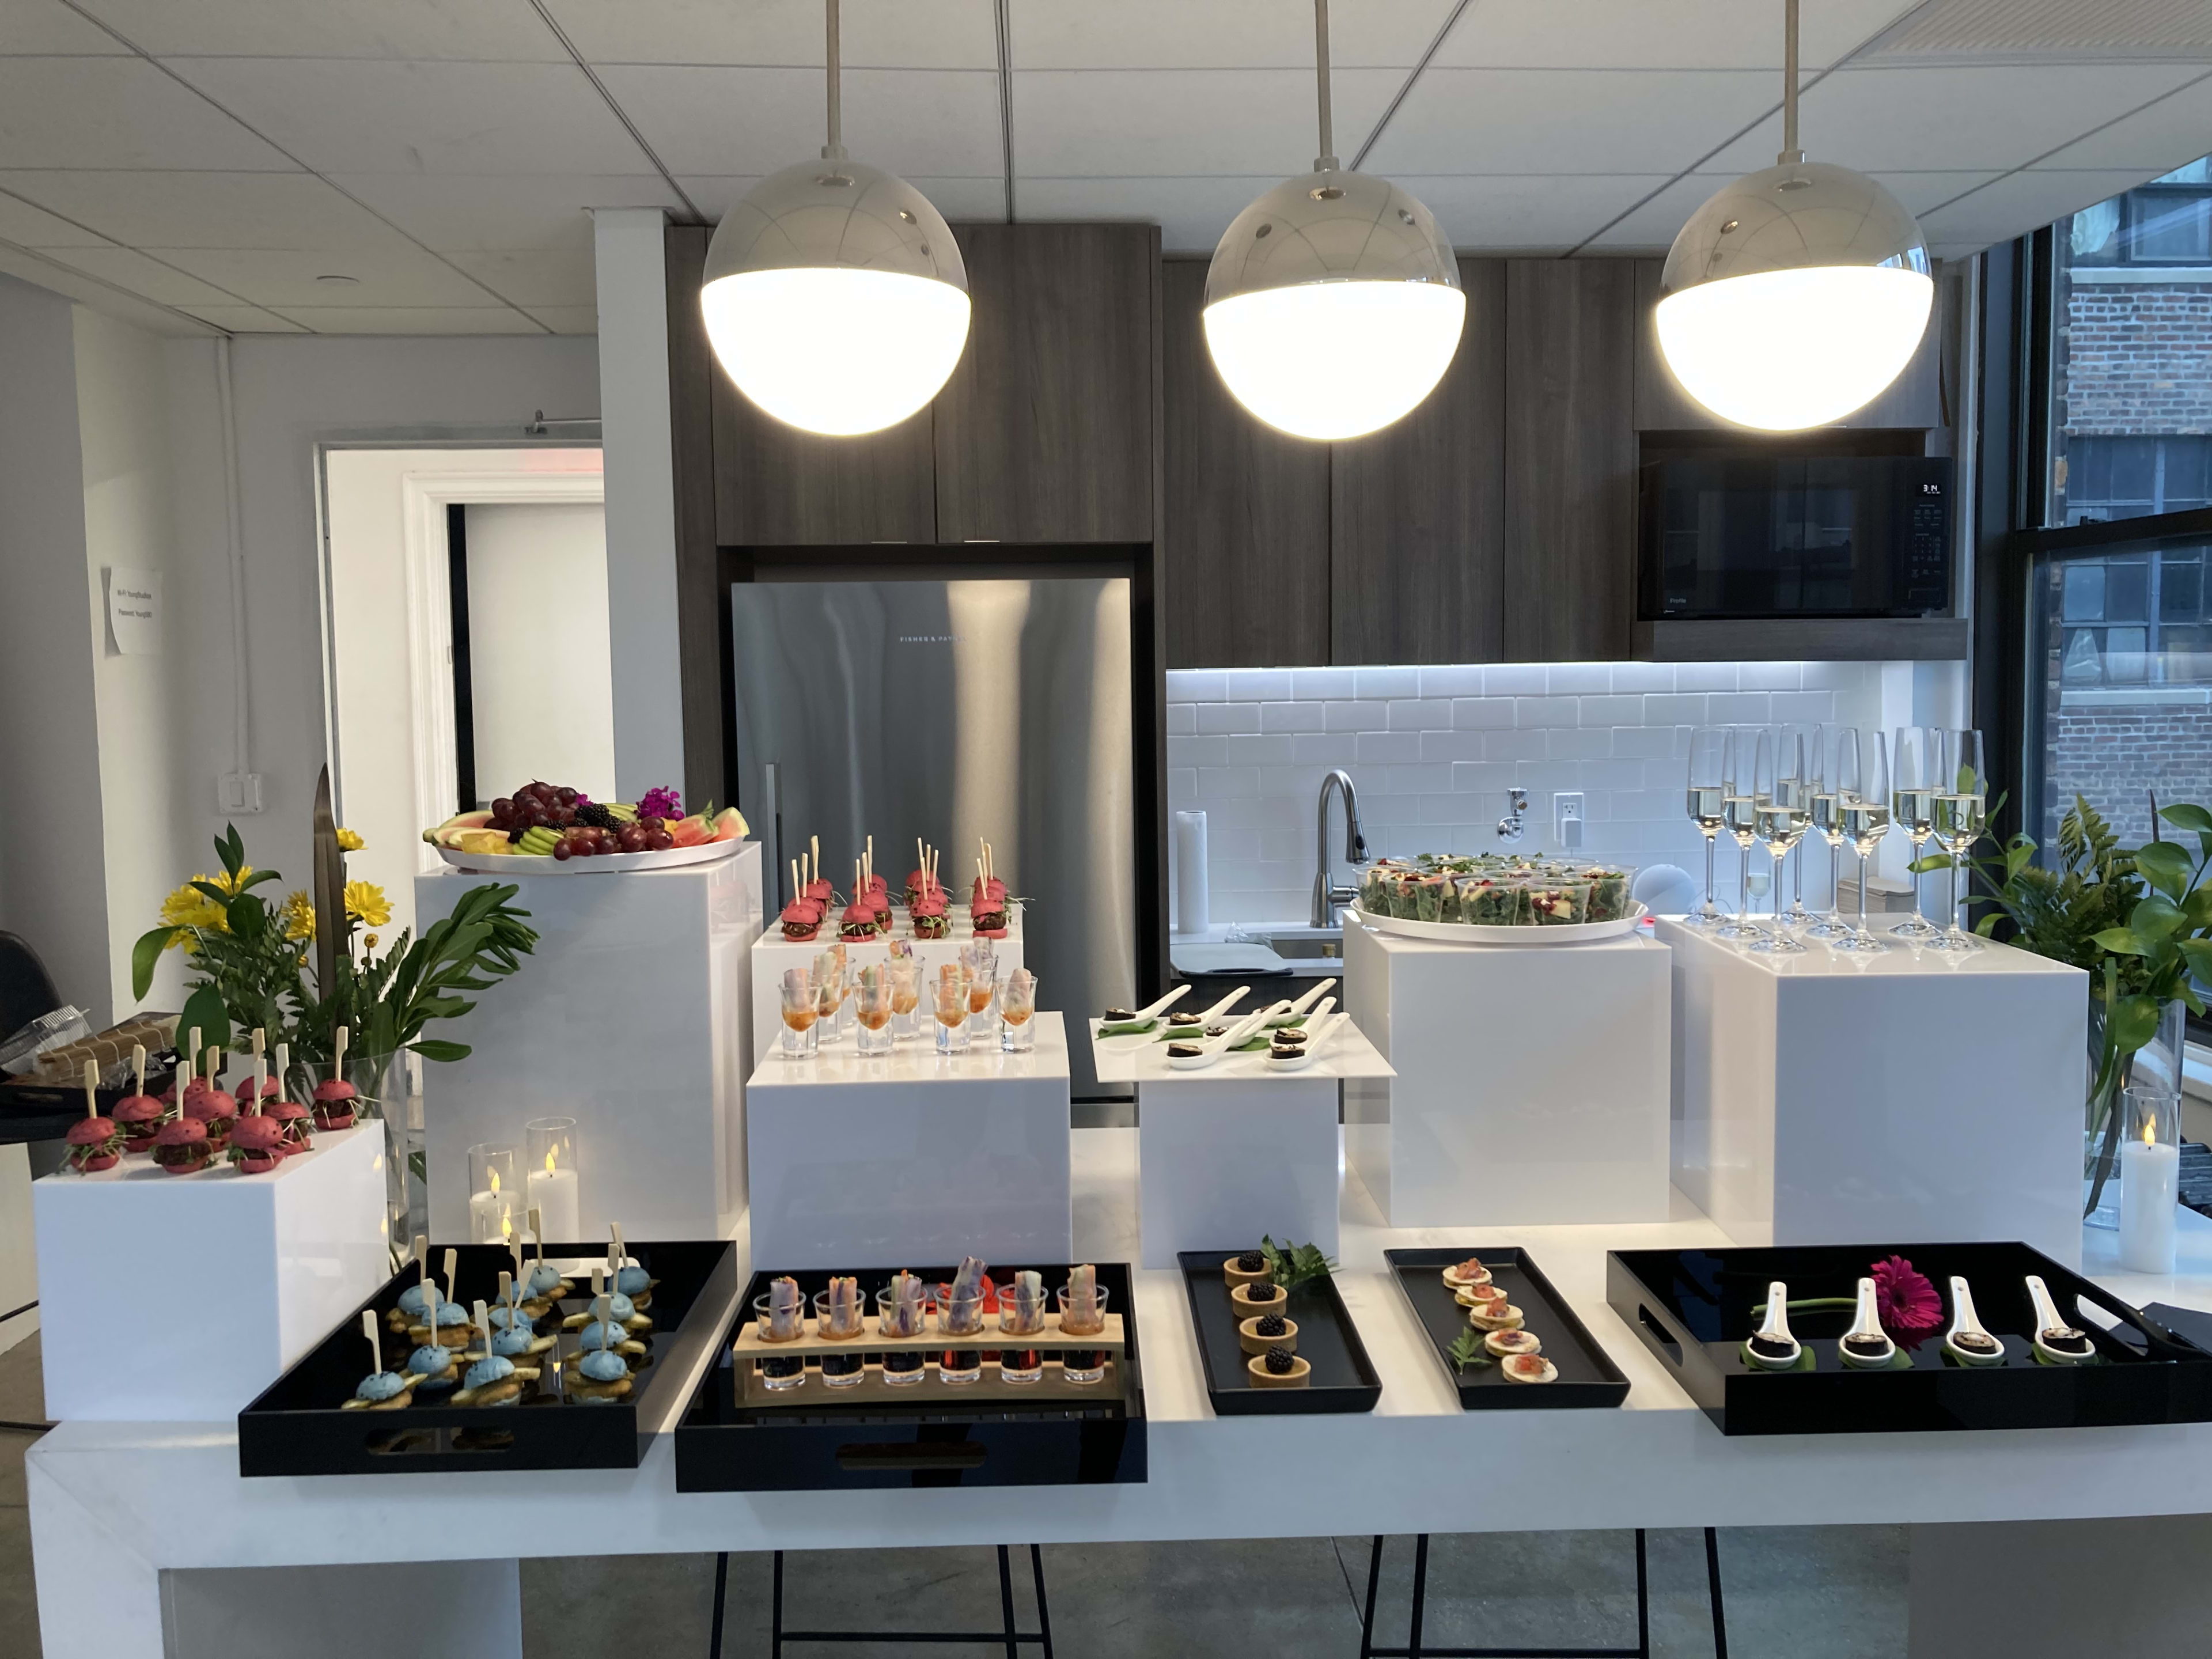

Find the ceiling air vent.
xmin=1858 ymin=0 xmax=2212 ymax=63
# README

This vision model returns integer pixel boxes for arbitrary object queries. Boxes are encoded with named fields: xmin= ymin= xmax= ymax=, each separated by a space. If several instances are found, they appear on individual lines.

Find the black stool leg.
xmin=997 ymin=1544 xmax=1019 ymax=1659
xmin=1408 ymin=1533 xmax=1430 ymax=1659
xmin=772 ymin=1548 xmax=786 ymax=1659
xmin=708 ymin=1551 xmax=729 ymax=1659
xmin=1030 ymin=1544 xmax=1055 ymax=1659
xmin=1634 ymin=1530 xmax=1650 ymax=1659
xmin=1705 ymin=1529 xmax=1728 ymax=1659
xmin=1360 ymin=1536 xmax=1385 ymax=1659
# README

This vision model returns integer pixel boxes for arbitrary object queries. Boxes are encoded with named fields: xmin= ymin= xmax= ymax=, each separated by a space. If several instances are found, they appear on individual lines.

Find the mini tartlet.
xmin=1248 ymin=1346 xmax=1310 ymax=1388
xmin=1223 ymin=1251 xmax=1272 ymax=1290
xmin=1238 ymin=1313 xmax=1297 ymax=1355
xmin=1230 ymin=1281 xmax=1286 ymax=1321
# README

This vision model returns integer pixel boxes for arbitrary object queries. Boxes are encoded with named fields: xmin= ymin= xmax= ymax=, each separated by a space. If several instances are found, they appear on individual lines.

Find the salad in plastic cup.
xmin=1524 ymin=879 xmax=1593 ymax=926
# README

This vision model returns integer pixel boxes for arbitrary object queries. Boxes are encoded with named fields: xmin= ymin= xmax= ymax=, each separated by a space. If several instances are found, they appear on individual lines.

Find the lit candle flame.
xmin=544 ymin=1149 xmax=557 ymax=1175
xmin=489 ymin=1168 xmax=500 ymax=1194
xmin=501 ymin=1209 xmax=512 ymax=1240
xmin=2144 ymin=1119 xmax=2157 ymax=1147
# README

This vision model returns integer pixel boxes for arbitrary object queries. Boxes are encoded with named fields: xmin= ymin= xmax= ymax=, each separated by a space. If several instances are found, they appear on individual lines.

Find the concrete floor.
xmin=0 ymin=1327 xmax=1908 ymax=1658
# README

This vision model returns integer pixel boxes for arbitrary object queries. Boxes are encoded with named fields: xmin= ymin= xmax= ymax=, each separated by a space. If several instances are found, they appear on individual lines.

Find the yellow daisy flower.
xmin=159 ymin=878 xmax=229 ymax=949
xmin=336 ymin=827 xmax=364 ymax=852
xmin=281 ymin=891 xmax=316 ymax=941
xmin=343 ymin=880 xmax=392 ymax=929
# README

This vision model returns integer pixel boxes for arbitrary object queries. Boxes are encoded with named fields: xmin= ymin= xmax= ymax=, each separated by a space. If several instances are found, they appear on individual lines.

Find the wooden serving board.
xmin=736 ymin=1354 xmax=1121 ymax=1407
xmin=732 ymin=1311 xmax=1123 ymax=1358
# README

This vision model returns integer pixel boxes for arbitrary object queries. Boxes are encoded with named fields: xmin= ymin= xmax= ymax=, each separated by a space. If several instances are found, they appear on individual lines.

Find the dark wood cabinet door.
xmin=933 ymin=223 xmax=1156 ymax=544
xmin=665 ymin=225 xmax=729 ymax=806
xmin=1161 ymin=259 xmax=1330 ymax=668
xmin=1503 ymin=259 xmax=1638 ymax=662
xmin=1328 ymin=257 xmax=1506 ymax=666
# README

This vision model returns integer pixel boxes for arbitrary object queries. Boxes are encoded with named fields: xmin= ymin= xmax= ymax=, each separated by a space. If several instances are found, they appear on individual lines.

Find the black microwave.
xmin=1638 ymin=454 xmax=1953 ymax=620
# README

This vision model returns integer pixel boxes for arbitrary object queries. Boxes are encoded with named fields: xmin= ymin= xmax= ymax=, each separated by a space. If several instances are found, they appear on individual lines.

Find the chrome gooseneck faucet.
xmin=1311 ymin=768 xmax=1367 ymax=927
xmin=1497 ymin=788 xmax=1529 ymax=843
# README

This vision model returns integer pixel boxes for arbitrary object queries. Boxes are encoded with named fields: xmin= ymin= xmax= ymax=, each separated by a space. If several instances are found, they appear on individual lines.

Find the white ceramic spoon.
xmin=1264 ymin=1009 xmax=1347 ymax=1071
xmin=1837 ymin=1276 xmax=1897 ymax=1370
xmin=1943 ymin=1275 xmax=2006 ymax=1368
xmin=1094 ymin=984 xmax=1190 ymax=1036
xmin=1743 ymin=1280 xmax=1802 ymax=1372
xmin=1268 ymin=978 xmax=1338 ymax=1026
xmin=1166 ymin=1002 xmax=1289 ymax=1070
xmin=2025 ymin=1274 xmax=2096 ymax=1365
xmin=1154 ymin=984 xmax=1252 ymax=1042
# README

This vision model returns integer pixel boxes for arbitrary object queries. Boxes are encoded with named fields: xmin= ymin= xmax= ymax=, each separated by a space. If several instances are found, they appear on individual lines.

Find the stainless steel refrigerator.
xmin=727 ymin=577 xmax=1136 ymax=1099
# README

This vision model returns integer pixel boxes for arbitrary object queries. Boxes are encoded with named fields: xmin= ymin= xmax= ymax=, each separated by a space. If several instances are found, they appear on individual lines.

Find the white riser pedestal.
xmin=1660 ymin=916 xmax=2088 ymax=1264
xmin=33 ymin=1124 xmax=385 ymax=1421
xmin=1341 ymin=920 xmax=1671 ymax=1228
xmin=417 ymin=842 xmax=759 ymax=1244
xmin=744 ymin=1012 xmax=1071 ymax=1268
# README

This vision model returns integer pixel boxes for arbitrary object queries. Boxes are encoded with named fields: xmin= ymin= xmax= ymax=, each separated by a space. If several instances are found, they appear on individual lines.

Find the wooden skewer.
xmin=252 ymin=1027 xmax=265 ymax=1060
xmin=811 ymin=834 xmax=820 ymax=889
xmin=334 ymin=1024 xmax=349 ymax=1081
xmin=473 ymin=1298 xmax=490 ymax=1353
xmin=530 ymin=1208 xmax=545 ymax=1275
xmin=82 ymin=1058 xmax=97 ymax=1118
xmin=443 ymin=1247 xmax=458 ymax=1310
xmin=131 ymin=1042 xmax=146 ymax=1100
xmin=274 ymin=1043 xmax=289 ymax=1110
xmin=790 ymin=858 xmax=801 ymax=904
xmin=251 ymin=1054 xmax=266 ymax=1115
xmin=362 ymin=1309 xmax=381 ymax=1376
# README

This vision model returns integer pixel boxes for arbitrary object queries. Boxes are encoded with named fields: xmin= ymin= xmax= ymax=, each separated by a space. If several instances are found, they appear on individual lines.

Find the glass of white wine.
xmin=1781 ymin=721 xmax=1819 ymax=927
xmin=1888 ymin=726 xmax=1943 ymax=939
xmin=1684 ymin=726 xmax=1731 ymax=928
xmin=1715 ymin=729 xmax=1764 ymax=941
xmin=1833 ymin=728 xmax=1891 ymax=952
xmin=1929 ymin=729 xmax=1988 ymax=952
xmin=1750 ymin=727 xmax=1809 ymax=955
xmin=1804 ymin=722 xmax=1853 ymax=940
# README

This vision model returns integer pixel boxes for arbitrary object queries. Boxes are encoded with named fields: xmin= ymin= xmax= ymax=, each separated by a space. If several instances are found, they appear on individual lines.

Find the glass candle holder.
xmin=2119 ymin=1085 xmax=2181 ymax=1274
xmin=751 ymin=1293 xmax=806 ymax=1392
xmin=875 ymin=1283 xmax=928 ymax=1387
xmin=855 ymin=968 xmax=895 ymax=1056
xmin=466 ymin=1143 xmax=517 ymax=1244
xmin=999 ymin=968 xmax=1038 ymax=1054
xmin=524 ymin=1117 xmax=581 ymax=1245
xmin=812 ymin=1289 xmax=866 ymax=1388
xmin=888 ymin=958 xmax=922 ymax=1043
xmin=1056 ymin=1282 xmax=1112 ymax=1385
xmin=935 ymin=1288 xmax=985 ymax=1384
xmin=933 ymin=973 xmax=970 ymax=1054
xmin=779 ymin=967 xmax=819 ymax=1059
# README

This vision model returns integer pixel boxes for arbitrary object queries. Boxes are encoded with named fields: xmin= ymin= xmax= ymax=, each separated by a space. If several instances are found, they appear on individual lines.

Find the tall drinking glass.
xmin=1929 ymin=729 xmax=1988 ymax=952
xmin=778 ymin=968 xmax=819 ymax=1059
xmin=1804 ymin=724 xmax=1853 ymax=940
xmin=1889 ymin=726 xmax=1943 ymax=938
xmin=1835 ymin=729 xmax=1891 ymax=952
xmin=1781 ymin=722 xmax=1819 ymax=927
xmin=1750 ymin=729 xmax=1809 ymax=955
xmin=1715 ymin=730 xmax=1764 ymax=940
xmin=1684 ymin=727 xmax=1729 ymax=928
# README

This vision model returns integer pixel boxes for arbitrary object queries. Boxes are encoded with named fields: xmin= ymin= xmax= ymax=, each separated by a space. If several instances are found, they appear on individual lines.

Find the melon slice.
xmin=710 ymin=807 xmax=747 ymax=842
xmin=667 ymin=815 xmax=711 ymax=849
xmin=425 ymin=809 xmax=495 ymax=847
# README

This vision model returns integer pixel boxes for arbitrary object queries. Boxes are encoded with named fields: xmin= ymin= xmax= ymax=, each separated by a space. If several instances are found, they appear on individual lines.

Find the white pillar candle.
xmin=467 ymin=1186 xmax=511 ymax=1244
xmin=526 ymin=1161 xmax=581 ymax=1244
xmin=2119 ymin=1135 xmax=2180 ymax=1275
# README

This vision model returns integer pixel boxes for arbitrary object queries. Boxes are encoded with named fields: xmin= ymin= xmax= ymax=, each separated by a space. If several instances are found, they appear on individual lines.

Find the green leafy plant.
xmin=1260 ymin=1235 xmax=1337 ymax=1292
xmin=1446 ymin=1328 xmax=1494 ymax=1373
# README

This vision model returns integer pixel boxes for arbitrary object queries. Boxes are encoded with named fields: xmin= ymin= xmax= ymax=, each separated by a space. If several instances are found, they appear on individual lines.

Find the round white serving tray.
xmin=434 ymin=838 xmax=740 ymax=876
xmin=1344 ymin=903 xmax=1647 ymax=946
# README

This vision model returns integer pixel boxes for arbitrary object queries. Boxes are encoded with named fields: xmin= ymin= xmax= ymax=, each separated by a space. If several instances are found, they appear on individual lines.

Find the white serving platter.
xmin=1344 ymin=903 xmax=1648 ymax=946
xmin=434 ymin=838 xmax=741 ymax=876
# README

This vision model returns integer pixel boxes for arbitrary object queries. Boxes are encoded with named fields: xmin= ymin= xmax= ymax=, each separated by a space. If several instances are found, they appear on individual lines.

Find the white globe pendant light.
xmin=1656 ymin=0 xmax=1932 ymax=431
xmin=1203 ymin=0 xmax=1464 ymax=441
xmin=700 ymin=0 xmax=969 ymax=437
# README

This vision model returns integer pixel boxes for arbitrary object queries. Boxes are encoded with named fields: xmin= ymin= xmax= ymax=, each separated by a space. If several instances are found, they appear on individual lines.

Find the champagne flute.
xmin=1684 ymin=727 xmax=1730 ymax=928
xmin=1715 ymin=729 xmax=1764 ymax=940
xmin=1804 ymin=723 xmax=1853 ymax=940
xmin=1781 ymin=721 xmax=1819 ymax=927
xmin=1930 ymin=729 xmax=1988 ymax=952
xmin=1749 ymin=728 xmax=1809 ymax=955
xmin=1833 ymin=729 xmax=1891 ymax=952
xmin=1889 ymin=726 xmax=1942 ymax=938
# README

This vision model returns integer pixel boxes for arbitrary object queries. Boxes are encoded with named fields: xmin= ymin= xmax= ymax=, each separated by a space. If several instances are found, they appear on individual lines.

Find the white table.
xmin=30 ymin=1135 xmax=2212 ymax=1659
xmin=415 ymin=843 xmax=759 ymax=1243
xmin=748 ymin=902 xmax=1024 ymax=1072
xmin=1090 ymin=1014 xmax=1395 ymax=1268
xmin=1660 ymin=916 xmax=2089 ymax=1266
xmin=745 ymin=1010 xmax=1073 ymax=1269
xmin=1342 ymin=918 xmax=1671 ymax=1228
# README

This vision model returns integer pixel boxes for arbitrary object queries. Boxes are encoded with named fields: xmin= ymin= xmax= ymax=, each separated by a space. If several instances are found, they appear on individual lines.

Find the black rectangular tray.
xmin=1609 ymin=1240 xmax=2212 ymax=1435
xmin=237 ymin=1238 xmax=738 ymax=1475
xmin=675 ymin=1263 xmax=1146 ymax=1491
xmin=1385 ymin=1248 xmax=1629 ymax=1409
xmin=1179 ymin=1251 xmax=1380 ymax=1415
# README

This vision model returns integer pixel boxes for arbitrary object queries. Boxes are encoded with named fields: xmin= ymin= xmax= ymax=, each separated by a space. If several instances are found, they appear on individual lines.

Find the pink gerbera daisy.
xmin=1872 ymin=1255 xmax=1945 ymax=1347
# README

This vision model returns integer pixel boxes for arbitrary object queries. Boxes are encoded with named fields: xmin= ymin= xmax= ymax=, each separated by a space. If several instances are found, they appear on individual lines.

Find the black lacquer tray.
xmin=1179 ymin=1251 xmax=1381 ymax=1415
xmin=1609 ymin=1240 xmax=2212 ymax=1435
xmin=237 ymin=1239 xmax=737 ymax=1475
xmin=675 ymin=1263 xmax=1147 ymax=1491
xmin=1386 ymin=1248 xmax=1629 ymax=1409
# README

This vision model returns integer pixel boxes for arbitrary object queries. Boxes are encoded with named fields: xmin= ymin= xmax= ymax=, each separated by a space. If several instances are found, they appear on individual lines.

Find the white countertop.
xmin=1656 ymin=913 xmax=2085 ymax=980
xmin=746 ymin=1011 xmax=1069 ymax=1089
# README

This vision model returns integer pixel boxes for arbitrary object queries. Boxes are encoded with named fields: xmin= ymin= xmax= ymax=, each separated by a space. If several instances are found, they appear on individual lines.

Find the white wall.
xmin=462 ymin=501 xmax=616 ymax=806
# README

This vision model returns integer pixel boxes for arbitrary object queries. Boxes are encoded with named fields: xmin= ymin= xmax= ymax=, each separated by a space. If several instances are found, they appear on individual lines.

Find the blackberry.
xmin=575 ymin=801 xmax=617 ymax=830
xmin=1256 ymin=1314 xmax=1287 ymax=1337
xmin=1235 ymin=1251 xmax=1266 ymax=1272
xmin=1264 ymin=1346 xmax=1297 ymax=1374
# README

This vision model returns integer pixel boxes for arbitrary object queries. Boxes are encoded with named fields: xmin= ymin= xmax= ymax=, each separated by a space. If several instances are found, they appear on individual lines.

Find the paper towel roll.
xmin=1173 ymin=810 xmax=1209 ymax=936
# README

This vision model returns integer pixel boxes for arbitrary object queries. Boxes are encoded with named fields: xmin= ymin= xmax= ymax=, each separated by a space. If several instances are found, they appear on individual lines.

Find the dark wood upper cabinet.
xmin=710 ymin=365 xmax=937 ymax=547
xmin=665 ymin=225 xmax=729 ymax=806
xmin=1160 ymin=259 xmax=1330 ymax=669
xmin=1330 ymin=257 xmax=1506 ymax=666
xmin=933 ymin=223 xmax=1157 ymax=544
xmin=1503 ymin=259 xmax=1638 ymax=662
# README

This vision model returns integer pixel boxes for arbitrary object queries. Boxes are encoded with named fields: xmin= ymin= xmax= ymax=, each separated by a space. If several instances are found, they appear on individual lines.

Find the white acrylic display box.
xmin=1089 ymin=1016 xmax=1395 ymax=1270
xmin=416 ymin=841 xmax=760 ymax=1244
xmin=1340 ymin=918 xmax=1671 ymax=1227
xmin=745 ymin=1010 xmax=1072 ymax=1269
xmin=748 ymin=903 xmax=1024 ymax=1071
xmin=1658 ymin=918 xmax=2090 ymax=1266
xmin=34 ymin=1124 xmax=387 ymax=1421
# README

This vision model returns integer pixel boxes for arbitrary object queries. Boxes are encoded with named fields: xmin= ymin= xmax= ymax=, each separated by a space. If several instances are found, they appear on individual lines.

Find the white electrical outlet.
xmin=1554 ymin=791 xmax=1584 ymax=850
xmin=218 ymin=772 xmax=265 ymax=813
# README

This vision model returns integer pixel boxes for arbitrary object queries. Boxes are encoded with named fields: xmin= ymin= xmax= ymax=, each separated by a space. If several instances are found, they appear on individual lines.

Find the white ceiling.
xmin=0 ymin=0 xmax=2208 ymax=336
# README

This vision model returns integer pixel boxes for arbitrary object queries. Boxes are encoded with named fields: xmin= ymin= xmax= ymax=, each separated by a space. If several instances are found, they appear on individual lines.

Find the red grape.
xmin=552 ymin=840 xmax=573 ymax=861
xmin=556 ymin=787 xmax=577 ymax=806
xmin=646 ymin=830 xmax=673 ymax=851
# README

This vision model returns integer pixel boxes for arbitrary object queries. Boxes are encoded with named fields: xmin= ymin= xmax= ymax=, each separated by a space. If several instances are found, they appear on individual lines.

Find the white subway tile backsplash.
xmin=1325 ymin=700 xmax=1388 ymax=732
xmin=1169 ymin=767 xmax=1196 ymax=801
xmin=1196 ymin=765 xmax=1259 ymax=798
xmin=1612 ymin=725 xmax=1678 ymax=759
xmin=1417 ymin=729 xmax=1486 ymax=762
xmin=1547 ymin=728 xmax=1611 ymax=760
xmin=1168 ymin=734 xmax=1225 ymax=767
xmin=1452 ymin=697 xmax=1513 ymax=729
xmin=1356 ymin=666 xmax=1421 ymax=699
xmin=1514 ymin=698 xmax=1578 ymax=729
xmin=1260 ymin=700 xmax=1325 ymax=733
xmin=1291 ymin=666 xmax=1358 ymax=700
xmin=1166 ymin=702 xmax=1196 ymax=734
xmin=1610 ymin=661 xmax=1676 ymax=692
xmin=1385 ymin=763 xmax=1452 ymax=795
xmin=1418 ymin=665 xmax=1486 ymax=697
xmin=1225 ymin=733 xmax=1296 ymax=766
xmin=1451 ymin=760 xmax=1518 ymax=793
xmin=1739 ymin=661 xmax=1802 ymax=691
xmin=1577 ymin=694 xmax=1643 ymax=726
xmin=1547 ymin=663 xmax=1611 ymax=694
xmin=1388 ymin=698 xmax=1453 ymax=730
xmin=1484 ymin=728 xmax=1548 ymax=761
xmin=1196 ymin=701 xmax=1260 ymax=734
xmin=1166 ymin=669 xmax=1229 ymax=701
xmin=1673 ymin=663 xmax=1740 ymax=692
xmin=1293 ymin=734 xmax=1343 ymax=764
xmin=1227 ymin=668 xmax=1293 ymax=702
xmin=1770 ymin=690 xmax=1836 ymax=724
xmin=1483 ymin=663 xmax=1547 ymax=695
xmin=1643 ymin=693 xmax=1707 ymax=726
xmin=1358 ymin=730 xmax=1422 ymax=764
xmin=1706 ymin=692 xmax=1772 ymax=725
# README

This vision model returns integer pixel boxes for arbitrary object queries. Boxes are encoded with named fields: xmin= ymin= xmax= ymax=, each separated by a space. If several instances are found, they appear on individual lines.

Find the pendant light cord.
xmin=822 ymin=0 xmax=846 ymax=162
xmin=1778 ymin=0 xmax=1803 ymax=164
xmin=1312 ymin=0 xmax=1338 ymax=171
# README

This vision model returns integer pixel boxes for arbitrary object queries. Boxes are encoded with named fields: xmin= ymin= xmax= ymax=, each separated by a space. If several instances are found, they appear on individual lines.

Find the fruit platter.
xmin=425 ymin=782 xmax=745 ymax=874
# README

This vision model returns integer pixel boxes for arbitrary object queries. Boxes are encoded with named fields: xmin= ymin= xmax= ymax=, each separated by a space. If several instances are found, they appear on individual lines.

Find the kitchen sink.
xmin=1251 ymin=933 xmax=1340 ymax=961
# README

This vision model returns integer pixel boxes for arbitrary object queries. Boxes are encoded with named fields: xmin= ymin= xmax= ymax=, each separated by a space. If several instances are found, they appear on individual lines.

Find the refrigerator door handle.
xmin=762 ymin=760 xmax=782 ymax=910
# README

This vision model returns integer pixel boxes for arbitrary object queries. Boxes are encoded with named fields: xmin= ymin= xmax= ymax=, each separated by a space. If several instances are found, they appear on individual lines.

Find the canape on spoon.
xmin=2025 ymin=1274 xmax=2096 ymax=1365
xmin=1943 ymin=1275 xmax=2006 ymax=1368
xmin=1838 ymin=1276 xmax=1897 ymax=1370
xmin=1743 ymin=1280 xmax=1803 ymax=1372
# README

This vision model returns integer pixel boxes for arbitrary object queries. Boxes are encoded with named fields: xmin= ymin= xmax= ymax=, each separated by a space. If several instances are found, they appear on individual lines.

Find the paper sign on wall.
xmin=105 ymin=567 xmax=162 ymax=656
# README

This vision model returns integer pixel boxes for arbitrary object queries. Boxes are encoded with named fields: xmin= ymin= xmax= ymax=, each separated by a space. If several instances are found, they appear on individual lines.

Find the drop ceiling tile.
xmin=1013 ymin=175 xmax=1263 ymax=251
xmin=74 ymin=0 xmax=563 ymax=58
xmin=1918 ymin=168 xmax=2157 ymax=249
xmin=0 ymin=58 xmax=293 ymax=170
xmin=2035 ymin=70 xmax=2212 ymax=169
xmin=1010 ymin=0 xmax=1460 ymax=69
xmin=177 ymin=302 xmax=307 ymax=332
xmin=331 ymin=173 xmax=684 ymax=249
xmin=0 ymin=170 xmax=412 ymax=249
xmin=1012 ymin=67 xmax=1403 ymax=178
xmin=522 ymin=304 xmax=599 ymax=334
xmin=1699 ymin=63 xmax=2210 ymax=175
xmin=166 ymin=59 xmax=654 ymax=175
xmin=1365 ymin=69 xmax=1777 ymax=176
xmin=679 ymin=172 xmax=1005 ymax=222
xmin=1 ymin=0 xmax=132 ymax=54
xmin=147 ymin=243 xmax=502 ymax=307
xmin=0 ymin=243 xmax=218 ymax=332
xmin=1396 ymin=173 xmax=1675 ymax=252
xmin=541 ymin=0 xmax=998 ymax=69
xmin=0 ymin=188 xmax=112 ymax=247
xmin=266 ymin=304 xmax=545 ymax=334
xmin=601 ymin=64 xmax=1003 ymax=177
xmin=1580 ymin=166 xmax=2014 ymax=250
xmin=40 ymin=245 xmax=244 ymax=306
xmin=443 ymin=248 xmax=596 ymax=308
xmin=1434 ymin=0 xmax=1921 ymax=70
